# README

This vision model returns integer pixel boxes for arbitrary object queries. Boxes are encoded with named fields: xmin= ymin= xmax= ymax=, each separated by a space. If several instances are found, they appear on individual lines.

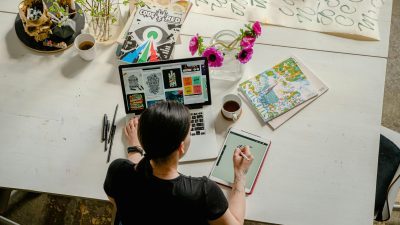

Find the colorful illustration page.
xmin=122 ymin=60 xmax=209 ymax=114
xmin=211 ymin=131 xmax=269 ymax=190
xmin=119 ymin=4 xmax=184 ymax=63
xmin=240 ymin=57 xmax=317 ymax=122
xmin=191 ymin=0 xmax=383 ymax=41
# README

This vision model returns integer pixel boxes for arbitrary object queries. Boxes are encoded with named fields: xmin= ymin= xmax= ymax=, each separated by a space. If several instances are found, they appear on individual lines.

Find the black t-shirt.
xmin=104 ymin=158 xmax=229 ymax=225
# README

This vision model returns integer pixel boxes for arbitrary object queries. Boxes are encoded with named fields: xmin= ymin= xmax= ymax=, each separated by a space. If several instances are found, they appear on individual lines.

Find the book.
xmin=239 ymin=57 xmax=317 ymax=122
xmin=267 ymin=56 xmax=329 ymax=129
xmin=118 ymin=2 xmax=185 ymax=63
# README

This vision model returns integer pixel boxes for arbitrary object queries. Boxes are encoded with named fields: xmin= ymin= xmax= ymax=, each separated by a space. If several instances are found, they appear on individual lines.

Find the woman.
xmin=104 ymin=101 xmax=253 ymax=225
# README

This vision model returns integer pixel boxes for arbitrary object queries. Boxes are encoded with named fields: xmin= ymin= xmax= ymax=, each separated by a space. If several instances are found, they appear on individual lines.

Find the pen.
xmin=239 ymin=152 xmax=250 ymax=161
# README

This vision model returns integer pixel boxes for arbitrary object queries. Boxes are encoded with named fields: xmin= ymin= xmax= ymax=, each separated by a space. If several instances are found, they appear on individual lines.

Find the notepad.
xmin=209 ymin=128 xmax=271 ymax=194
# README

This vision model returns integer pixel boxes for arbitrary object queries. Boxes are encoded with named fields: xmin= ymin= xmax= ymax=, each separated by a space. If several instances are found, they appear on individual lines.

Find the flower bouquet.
xmin=189 ymin=21 xmax=262 ymax=69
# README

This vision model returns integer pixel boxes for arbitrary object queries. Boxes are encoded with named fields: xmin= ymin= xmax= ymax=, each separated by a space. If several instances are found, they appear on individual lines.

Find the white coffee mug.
xmin=221 ymin=94 xmax=242 ymax=122
xmin=74 ymin=33 xmax=96 ymax=61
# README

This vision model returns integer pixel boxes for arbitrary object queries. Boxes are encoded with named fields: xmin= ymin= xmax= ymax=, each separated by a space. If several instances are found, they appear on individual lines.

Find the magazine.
xmin=239 ymin=57 xmax=317 ymax=122
xmin=119 ymin=3 xmax=185 ymax=63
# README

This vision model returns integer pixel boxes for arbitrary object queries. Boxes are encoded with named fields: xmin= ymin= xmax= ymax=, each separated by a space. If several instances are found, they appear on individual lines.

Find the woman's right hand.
xmin=233 ymin=146 xmax=254 ymax=176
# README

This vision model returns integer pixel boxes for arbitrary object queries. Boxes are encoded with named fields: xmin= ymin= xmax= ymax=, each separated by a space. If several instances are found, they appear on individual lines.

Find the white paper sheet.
xmin=191 ymin=0 xmax=385 ymax=40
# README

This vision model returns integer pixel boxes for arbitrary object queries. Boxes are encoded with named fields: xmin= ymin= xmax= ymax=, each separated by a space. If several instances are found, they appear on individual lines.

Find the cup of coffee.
xmin=221 ymin=94 xmax=242 ymax=121
xmin=74 ymin=33 xmax=96 ymax=61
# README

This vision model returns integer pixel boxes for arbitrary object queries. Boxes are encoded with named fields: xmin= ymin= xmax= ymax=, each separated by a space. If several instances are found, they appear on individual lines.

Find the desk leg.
xmin=0 ymin=188 xmax=20 ymax=224
xmin=0 ymin=215 xmax=20 ymax=225
xmin=0 ymin=188 xmax=11 ymax=214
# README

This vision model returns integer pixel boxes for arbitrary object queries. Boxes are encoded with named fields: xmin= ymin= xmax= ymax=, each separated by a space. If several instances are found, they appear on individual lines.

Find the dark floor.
xmin=1 ymin=1 xmax=400 ymax=225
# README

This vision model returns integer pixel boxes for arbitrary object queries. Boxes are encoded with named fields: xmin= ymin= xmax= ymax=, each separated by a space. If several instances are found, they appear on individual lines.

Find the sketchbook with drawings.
xmin=239 ymin=56 xmax=328 ymax=129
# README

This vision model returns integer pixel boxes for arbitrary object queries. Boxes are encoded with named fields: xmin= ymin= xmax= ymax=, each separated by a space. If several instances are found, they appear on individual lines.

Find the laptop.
xmin=118 ymin=57 xmax=219 ymax=162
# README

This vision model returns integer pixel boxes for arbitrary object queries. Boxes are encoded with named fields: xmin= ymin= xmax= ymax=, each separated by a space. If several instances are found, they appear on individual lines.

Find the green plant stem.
xmin=208 ymin=38 xmax=241 ymax=51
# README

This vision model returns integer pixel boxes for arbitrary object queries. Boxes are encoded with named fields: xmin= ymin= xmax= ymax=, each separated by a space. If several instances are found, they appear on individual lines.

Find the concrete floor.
xmin=1 ymin=1 xmax=399 ymax=225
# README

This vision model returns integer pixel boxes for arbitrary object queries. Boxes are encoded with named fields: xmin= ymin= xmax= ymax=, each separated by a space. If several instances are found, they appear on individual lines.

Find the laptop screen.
xmin=119 ymin=57 xmax=211 ymax=115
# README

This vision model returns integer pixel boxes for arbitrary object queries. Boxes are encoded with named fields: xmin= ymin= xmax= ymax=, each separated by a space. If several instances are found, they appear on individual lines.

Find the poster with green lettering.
xmin=120 ymin=3 xmax=185 ymax=63
xmin=191 ymin=0 xmax=383 ymax=40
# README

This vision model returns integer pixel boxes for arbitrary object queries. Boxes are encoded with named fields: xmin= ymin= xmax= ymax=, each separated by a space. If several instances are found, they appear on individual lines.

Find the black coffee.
xmin=79 ymin=41 xmax=94 ymax=50
xmin=223 ymin=101 xmax=240 ymax=112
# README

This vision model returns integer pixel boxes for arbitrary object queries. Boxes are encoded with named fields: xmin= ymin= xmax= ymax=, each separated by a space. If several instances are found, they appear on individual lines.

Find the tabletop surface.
xmin=0 ymin=0 xmax=393 ymax=57
xmin=0 ymin=2 xmax=390 ymax=225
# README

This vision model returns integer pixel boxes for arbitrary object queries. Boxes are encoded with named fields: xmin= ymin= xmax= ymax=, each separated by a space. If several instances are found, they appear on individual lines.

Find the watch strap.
xmin=127 ymin=146 xmax=144 ymax=156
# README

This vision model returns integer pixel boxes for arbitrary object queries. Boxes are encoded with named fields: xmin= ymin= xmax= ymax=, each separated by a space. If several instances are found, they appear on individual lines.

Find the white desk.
xmin=0 ymin=0 xmax=393 ymax=57
xmin=0 ymin=8 xmax=387 ymax=225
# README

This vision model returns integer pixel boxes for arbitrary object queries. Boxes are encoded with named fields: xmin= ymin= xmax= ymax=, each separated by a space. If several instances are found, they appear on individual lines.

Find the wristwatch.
xmin=127 ymin=146 xmax=144 ymax=156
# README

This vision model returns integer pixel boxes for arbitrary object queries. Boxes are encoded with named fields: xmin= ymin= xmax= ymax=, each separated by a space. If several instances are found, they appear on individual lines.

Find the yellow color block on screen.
xmin=184 ymin=86 xmax=193 ymax=95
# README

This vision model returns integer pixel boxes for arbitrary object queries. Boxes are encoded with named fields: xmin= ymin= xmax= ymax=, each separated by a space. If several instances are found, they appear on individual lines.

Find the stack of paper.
xmin=116 ymin=0 xmax=192 ymax=63
xmin=239 ymin=56 xmax=328 ymax=129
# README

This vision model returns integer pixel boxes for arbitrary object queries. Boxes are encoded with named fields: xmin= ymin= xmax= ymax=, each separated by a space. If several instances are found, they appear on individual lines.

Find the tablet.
xmin=209 ymin=128 xmax=271 ymax=194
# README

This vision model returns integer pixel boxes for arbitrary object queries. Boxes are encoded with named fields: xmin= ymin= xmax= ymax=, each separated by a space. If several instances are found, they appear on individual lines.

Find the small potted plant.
xmin=75 ymin=0 xmax=129 ymax=42
xmin=46 ymin=0 xmax=79 ymax=39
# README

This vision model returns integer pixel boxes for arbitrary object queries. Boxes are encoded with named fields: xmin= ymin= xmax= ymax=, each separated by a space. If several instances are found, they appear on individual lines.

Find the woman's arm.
xmin=124 ymin=117 xmax=143 ymax=164
xmin=209 ymin=146 xmax=253 ymax=225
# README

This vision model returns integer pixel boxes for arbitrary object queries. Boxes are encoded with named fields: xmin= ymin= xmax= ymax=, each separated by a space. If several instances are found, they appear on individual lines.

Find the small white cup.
xmin=221 ymin=94 xmax=242 ymax=122
xmin=74 ymin=33 xmax=96 ymax=61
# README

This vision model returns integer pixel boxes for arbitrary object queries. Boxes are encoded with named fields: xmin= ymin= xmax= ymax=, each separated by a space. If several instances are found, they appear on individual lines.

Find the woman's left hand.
xmin=124 ymin=117 xmax=141 ymax=147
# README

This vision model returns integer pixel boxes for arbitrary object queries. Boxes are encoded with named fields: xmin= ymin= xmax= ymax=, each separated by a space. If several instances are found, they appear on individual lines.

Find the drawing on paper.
xmin=192 ymin=0 xmax=384 ymax=40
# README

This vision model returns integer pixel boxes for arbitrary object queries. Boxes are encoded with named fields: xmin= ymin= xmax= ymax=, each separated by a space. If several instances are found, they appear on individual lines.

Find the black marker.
xmin=104 ymin=119 xmax=109 ymax=152
xmin=102 ymin=114 xmax=107 ymax=142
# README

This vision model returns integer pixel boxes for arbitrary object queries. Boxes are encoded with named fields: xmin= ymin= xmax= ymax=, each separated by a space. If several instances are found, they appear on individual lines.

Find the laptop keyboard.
xmin=190 ymin=112 xmax=205 ymax=136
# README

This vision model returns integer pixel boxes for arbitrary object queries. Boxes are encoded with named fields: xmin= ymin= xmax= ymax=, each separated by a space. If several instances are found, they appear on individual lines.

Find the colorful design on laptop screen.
xmin=121 ymin=59 xmax=210 ymax=114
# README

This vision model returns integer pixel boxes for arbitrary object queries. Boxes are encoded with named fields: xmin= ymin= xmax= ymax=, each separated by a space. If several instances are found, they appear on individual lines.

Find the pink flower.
xmin=189 ymin=34 xmax=199 ymax=55
xmin=202 ymin=47 xmax=224 ymax=67
xmin=237 ymin=47 xmax=253 ymax=64
xmin=240 ymin=36 xmax=256 ymax=48
xmin=252 ymin=21 xmax=262 ymax=37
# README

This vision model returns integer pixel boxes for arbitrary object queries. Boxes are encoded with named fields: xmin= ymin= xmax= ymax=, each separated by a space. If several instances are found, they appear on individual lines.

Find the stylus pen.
xmin=239 ymin=152 xmax=250 ymax=161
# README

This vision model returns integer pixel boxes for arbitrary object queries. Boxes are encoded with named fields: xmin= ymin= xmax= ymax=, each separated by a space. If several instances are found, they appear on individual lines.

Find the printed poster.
xmin=191 ymin=0 xmax=384 ymax=40
xmin=119 ymin=4 xmax=185 ymax=63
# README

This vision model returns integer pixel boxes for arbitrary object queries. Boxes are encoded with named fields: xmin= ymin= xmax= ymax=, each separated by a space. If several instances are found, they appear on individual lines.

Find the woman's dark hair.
xmin=137 ymin=101 xmax=190 ymax=163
